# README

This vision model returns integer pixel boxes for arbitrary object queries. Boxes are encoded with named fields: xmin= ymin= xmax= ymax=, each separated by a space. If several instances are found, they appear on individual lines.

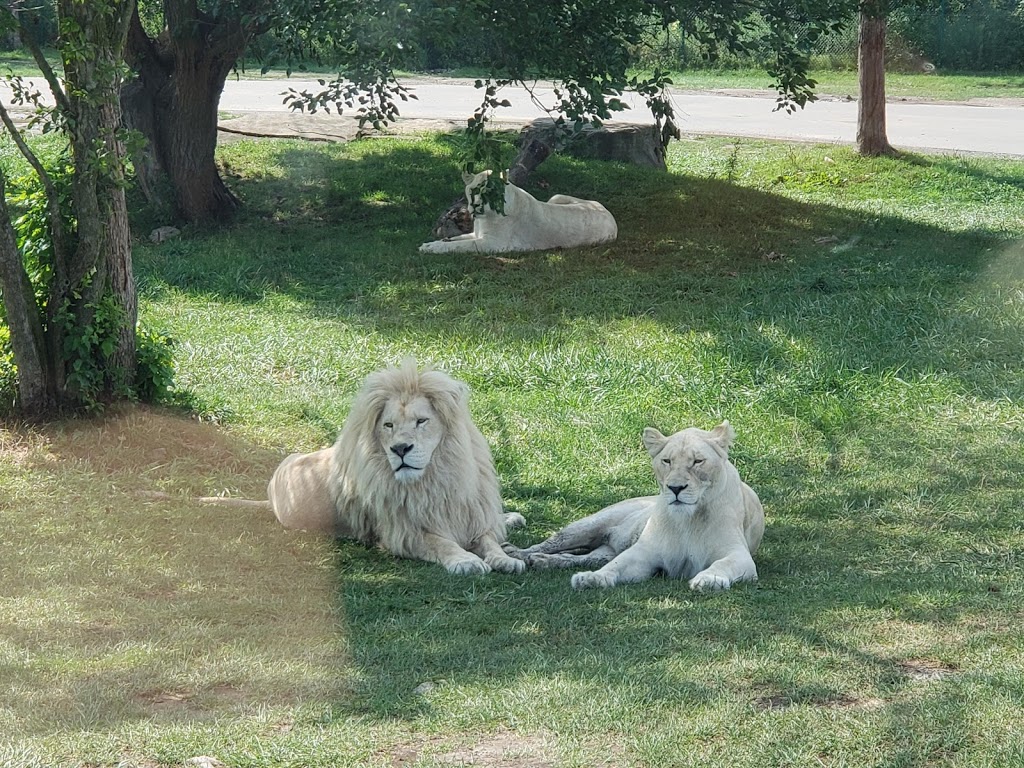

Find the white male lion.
xmin=268 ymin=360 xmax=526 ymax=575
xmin=419 ymin=170 xmax=617 ymax=254
xmin=504 ymin=422 xmax=764 ymax=591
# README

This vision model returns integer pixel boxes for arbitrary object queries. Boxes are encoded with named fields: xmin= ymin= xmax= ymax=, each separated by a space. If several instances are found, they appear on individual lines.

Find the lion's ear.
xmin=707 ymin=420 xmax=736 ymax=454
xmin=642 ymin=428 xmax=666 ymax=457
xmin=462 ymin=171 xmax=475 ymax=185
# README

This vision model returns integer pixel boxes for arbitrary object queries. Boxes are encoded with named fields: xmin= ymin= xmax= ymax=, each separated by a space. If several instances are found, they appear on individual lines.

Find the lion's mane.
xmin=328 ymin=359 xmax=507 ymax=558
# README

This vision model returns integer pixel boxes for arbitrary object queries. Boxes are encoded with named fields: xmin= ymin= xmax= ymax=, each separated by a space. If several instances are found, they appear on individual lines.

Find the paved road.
xmin=3 ymin=75 xmax=1020 ymax=156
xmin=218 ymin=76 xmax=1024 ymax=158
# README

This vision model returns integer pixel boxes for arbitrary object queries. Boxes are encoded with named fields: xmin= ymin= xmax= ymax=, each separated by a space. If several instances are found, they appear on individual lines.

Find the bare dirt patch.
xmin=898 ymin=658 xmax=958 ymax=682
xmin=391 ymin=730 xmax=558 ymax=768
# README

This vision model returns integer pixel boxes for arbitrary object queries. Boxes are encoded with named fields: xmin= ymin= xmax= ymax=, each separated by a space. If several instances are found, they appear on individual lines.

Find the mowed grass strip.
xmin=1 ymin=132 xmax=1023 ymax=767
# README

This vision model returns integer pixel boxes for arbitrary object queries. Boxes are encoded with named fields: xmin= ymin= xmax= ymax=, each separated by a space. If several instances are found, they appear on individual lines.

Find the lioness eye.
xmin=693 ymin=458 xmax=705 ymax=466
xmin=661 ymin=458 xmax=671 ymax=466
xmin=416 ymin=418 xmax=429 ymax=426
xmin=383 ymin=422 xmax=393 ymax=429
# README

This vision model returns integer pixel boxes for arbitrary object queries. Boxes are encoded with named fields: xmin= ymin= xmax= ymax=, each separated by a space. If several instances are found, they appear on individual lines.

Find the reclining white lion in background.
xmin=267 ymin=359 xmax=526 ymax=575
xmin=503 ymin=421 xmax=765 ymax=591
xmin=419 ymin=170 xmax=617 ymax=254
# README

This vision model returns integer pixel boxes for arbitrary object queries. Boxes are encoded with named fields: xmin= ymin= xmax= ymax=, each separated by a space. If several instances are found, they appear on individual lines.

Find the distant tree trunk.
xmin=857 ymin=3 xmax=895 ymax=156
xmin=123 ymin=4 xmax=249 ymax=224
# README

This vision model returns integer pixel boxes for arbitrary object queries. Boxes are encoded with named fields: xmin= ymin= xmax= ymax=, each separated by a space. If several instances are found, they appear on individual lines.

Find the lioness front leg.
xmin=571 ymin=546 xmax=659 ymax=590
xmin=689 ymin=550 xmax=757 ymax=592
xmin=419 ymin=532 xmax=490 ymax=575
xmin=472 ymin=533 xmax=527 ymax=574
xmin=527 ymin=545 xmax=618 ymax=571
xmin=419 ymin=235 xmax=487 ymax=254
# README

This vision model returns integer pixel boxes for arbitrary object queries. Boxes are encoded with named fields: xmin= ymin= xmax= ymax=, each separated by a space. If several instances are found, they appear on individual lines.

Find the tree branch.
xmin=16 ymin=14 xmax=71 ymax=115
xmin=0 ymin=101 xmax=70 ymax=290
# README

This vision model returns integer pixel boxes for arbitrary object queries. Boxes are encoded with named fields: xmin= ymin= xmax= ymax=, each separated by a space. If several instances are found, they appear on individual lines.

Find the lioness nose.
xmin=391 ymin=442 xmax=413 ymax=457
xmin=668 ymin=484 xmax=687 ymax=497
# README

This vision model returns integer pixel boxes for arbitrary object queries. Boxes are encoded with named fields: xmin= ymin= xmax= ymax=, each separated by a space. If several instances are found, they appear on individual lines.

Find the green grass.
xmin=2 ymin=133 xmax=1024 ymax=767
xmin=655 ymin=68 xmax=1024 ymax=101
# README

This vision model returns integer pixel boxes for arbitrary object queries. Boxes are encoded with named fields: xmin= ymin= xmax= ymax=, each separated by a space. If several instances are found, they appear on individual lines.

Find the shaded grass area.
xmin=2 ymin=134 xmax=1024 ymax=767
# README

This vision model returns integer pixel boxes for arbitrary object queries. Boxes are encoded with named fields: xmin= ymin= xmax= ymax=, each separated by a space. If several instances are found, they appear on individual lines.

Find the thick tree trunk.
xmin=124 ymin=6 xmax=243 ymax=224
xmin=857 ymin=6 xmax=895 ymax=156
xmin=59 ymin=0 xmax=137 ymax=400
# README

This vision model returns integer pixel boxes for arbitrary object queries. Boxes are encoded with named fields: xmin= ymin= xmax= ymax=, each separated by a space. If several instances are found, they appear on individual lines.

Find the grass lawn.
xmin=1 ymin=130 xmax=1023 ymax=767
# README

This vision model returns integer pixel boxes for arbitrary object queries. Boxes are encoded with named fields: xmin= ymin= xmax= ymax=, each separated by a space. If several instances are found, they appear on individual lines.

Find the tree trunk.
xmin=58 ymin=0 xmax=137 ymax=401
xmin=124 ymin=5 xmax=244 ymax=224
xmin=857 ymin=5 xmax=895 ymax=156
xmin=0 ymin=173 xmax=56 ymax=414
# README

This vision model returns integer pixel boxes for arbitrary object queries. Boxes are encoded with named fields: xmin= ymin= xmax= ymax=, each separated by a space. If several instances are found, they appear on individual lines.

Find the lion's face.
xmin=642 ymin=422 xmax=735 ymax=508
xmin=377 ymin=394 xmax=445 ymax=482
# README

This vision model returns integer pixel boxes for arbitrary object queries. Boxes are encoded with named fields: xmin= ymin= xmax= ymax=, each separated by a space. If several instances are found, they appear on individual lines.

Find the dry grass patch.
xmin=0 ymin=405 xmax=350 ymax=735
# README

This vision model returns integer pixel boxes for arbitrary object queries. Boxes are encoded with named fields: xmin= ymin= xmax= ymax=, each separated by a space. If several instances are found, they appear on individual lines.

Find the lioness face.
xmin=643 ymin=424 xmax=733 ymax=509
xmin=378 ymin=395 xmax=444 ymax=482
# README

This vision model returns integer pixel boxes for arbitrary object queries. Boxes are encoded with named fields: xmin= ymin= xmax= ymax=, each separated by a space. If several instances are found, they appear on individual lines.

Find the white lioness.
xmin=268 ymin=360 xmax=526 ymax=575
xmin=419 ymin=170 xmax=617 ymax=254
xmin=504 ymin=422 xmax=764 ymax=591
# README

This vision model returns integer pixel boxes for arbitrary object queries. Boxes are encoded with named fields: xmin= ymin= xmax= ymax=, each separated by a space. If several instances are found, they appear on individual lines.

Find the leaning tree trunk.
xmin=124 ymin=7 xmax=243 ymax=224
xmin=0 ymin=173 xmax=56 ymax=414
xmin=856 ymin=4 xmax=895 ymax=156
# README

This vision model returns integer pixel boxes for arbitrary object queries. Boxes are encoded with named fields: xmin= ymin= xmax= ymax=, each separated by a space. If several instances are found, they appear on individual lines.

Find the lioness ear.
xmin=707 ymin=420 xmax=736 ymax=455
xmin=462 ymin=171 xmax=475 ymax=185
xmin=642 ymin=427 xmax=667 ymax=457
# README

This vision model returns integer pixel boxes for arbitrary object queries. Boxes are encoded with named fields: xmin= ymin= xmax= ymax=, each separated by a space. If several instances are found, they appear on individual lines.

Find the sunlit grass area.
xmin=2 ymin=132 xmax=1023 ymax=767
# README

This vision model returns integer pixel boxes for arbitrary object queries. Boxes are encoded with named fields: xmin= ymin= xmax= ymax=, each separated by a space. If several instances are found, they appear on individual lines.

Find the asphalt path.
xmin=217 ymin=76 xmax=1024 ymax=158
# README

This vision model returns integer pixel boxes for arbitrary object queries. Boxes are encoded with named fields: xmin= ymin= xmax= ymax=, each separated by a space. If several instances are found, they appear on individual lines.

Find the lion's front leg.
xmin=419 ymin=532 xmax=491 ymax=575
xmin=688 ymin=550 xmax=757 ymax=592
xmin=570 ymin=544 xmax=659 ymax=590
xmin=472 ymin=532 xmax=526 ymax=574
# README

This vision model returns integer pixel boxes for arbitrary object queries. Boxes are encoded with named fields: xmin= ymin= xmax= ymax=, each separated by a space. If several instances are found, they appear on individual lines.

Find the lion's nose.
xmin=391 ymin=442 xmax=413 ymax=458
xmin=668 ymin=484 xmax=688 ymax=497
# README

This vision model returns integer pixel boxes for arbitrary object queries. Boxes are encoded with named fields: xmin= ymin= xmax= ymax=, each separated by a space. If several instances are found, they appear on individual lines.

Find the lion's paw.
xmin=689 ymin=571 xmax=732 ymax=592
xmin=504 ymin=512 xmax=527 ymax=529
xmin=571 ymin=570 xmax=615 ymax=590
xmin=448 ymin=556 xmax=491 ymax=576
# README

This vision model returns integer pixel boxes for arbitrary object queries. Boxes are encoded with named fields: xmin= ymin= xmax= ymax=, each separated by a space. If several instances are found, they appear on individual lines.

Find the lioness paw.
xmin=571 ymin=571 xmax=615 ymax=590
xmin=448 ymin=556 xmax=491 ymax=576
xmin=689 ymin=572 xmax=732 ymax=592
xmin=525 ymin=553 xmax=567 ymax=570
xmin=488 ymin=554 xmax=527 ymax=574
xmin=501 ymin=543 xmax=528 ymax=559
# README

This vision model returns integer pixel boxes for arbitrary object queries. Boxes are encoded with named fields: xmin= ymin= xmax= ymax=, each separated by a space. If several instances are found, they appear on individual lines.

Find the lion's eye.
xmin=661 ymin=458 xmax=671 ymax=466
xmin=382 ymin=422 xmax=393 ymax=430
xmin=416 ymin=418 xmax=429 ymax=426
xmin=692 ymin=458 xmax=705 ymax=466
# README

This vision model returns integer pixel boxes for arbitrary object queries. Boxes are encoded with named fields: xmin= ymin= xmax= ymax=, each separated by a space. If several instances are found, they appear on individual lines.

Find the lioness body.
xmin=268 ymin=360 xmax=525 ymax=575
xmin=419 ymin=171 xmax=617 ymax=254
xmin=506 ymin=422 xmax=764 ymax=591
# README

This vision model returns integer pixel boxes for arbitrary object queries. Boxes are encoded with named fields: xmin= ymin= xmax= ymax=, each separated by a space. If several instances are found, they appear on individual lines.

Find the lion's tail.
xmin=197 ymin=496 xmax=273 ymax=510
